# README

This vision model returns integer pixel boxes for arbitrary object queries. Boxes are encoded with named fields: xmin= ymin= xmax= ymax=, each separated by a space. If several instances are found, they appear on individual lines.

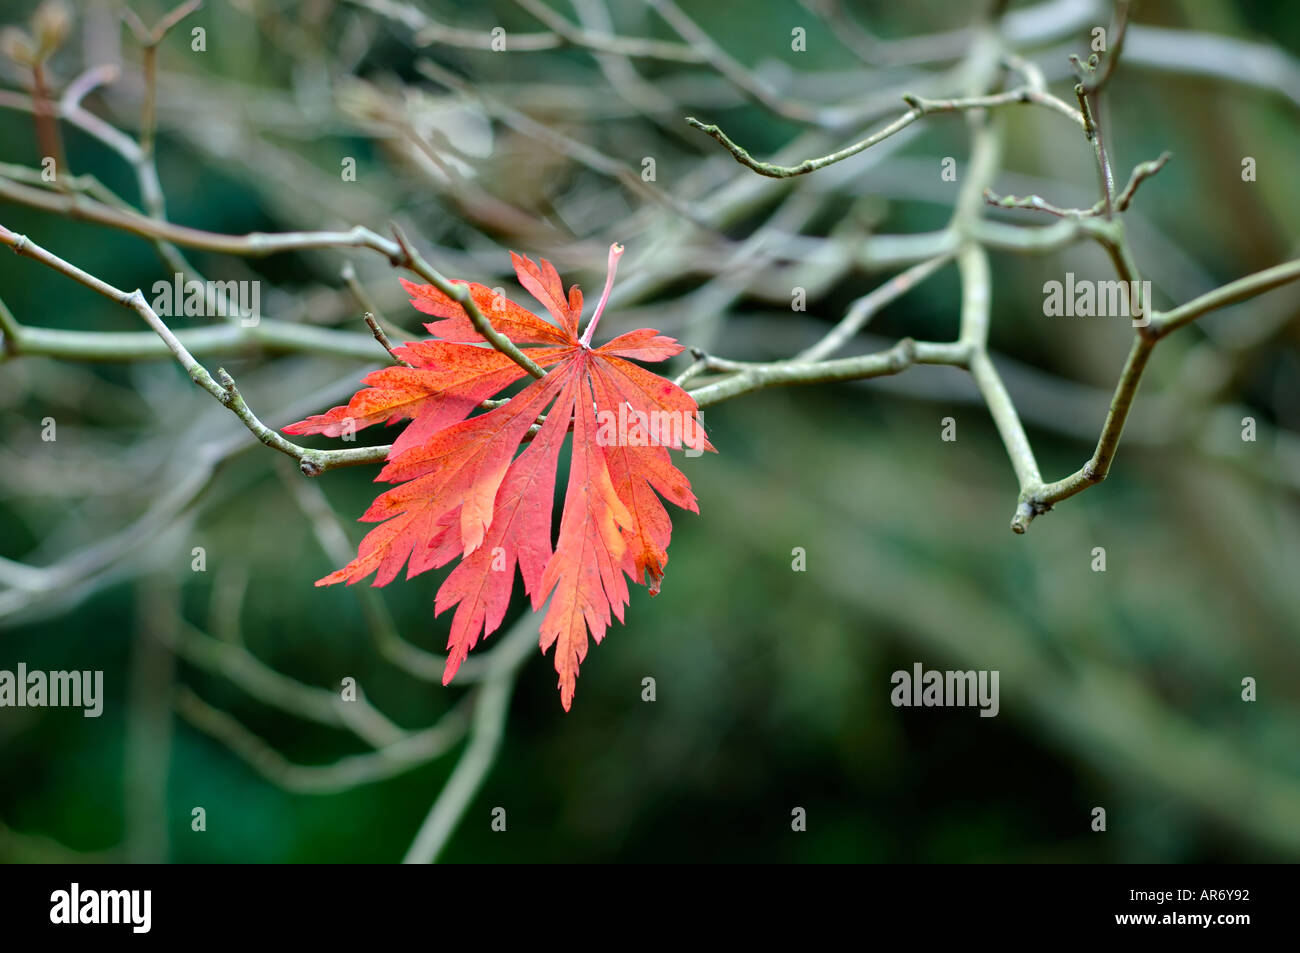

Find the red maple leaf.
xmin=284 ymin=245 xmax=713 ymax=709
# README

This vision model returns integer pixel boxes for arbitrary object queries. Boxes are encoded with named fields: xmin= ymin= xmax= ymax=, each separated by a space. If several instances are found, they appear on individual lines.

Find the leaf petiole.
xmin=578 ymin=242 xmax=624 ymax=347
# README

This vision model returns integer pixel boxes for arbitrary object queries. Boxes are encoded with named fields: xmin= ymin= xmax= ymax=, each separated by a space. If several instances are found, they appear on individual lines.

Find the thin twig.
xmin=177 ymin=687 xmax=471 ymax=795
xmin=364 ymin=312 xmax=411 ymax=366
xmin=687 ymin=84 xmax=1082 ymax=179
xmin=402 ymin=613 xmax=538 ymax=863
xmin=343 ymin=0 xmax=703 ymax=61
xmin=796 ymin=254 xmax=955 ymax=362
xmin=1114 ymin=150 xmax=1172 ymax=211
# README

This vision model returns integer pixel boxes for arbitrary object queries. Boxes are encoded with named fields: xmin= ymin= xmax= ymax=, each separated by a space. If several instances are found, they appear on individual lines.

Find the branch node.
xmin=215 ymin=366 xmax=236 ymax=405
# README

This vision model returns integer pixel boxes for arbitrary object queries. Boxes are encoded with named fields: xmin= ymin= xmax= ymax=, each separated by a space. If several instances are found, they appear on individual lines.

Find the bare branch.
xmin=688 ymin=85 xmax=1082 ymax=179
xmin=1115 ymin=150 xmax=1172 ymax=211
xmin=364 ymin=312 xmax=411 ymax=366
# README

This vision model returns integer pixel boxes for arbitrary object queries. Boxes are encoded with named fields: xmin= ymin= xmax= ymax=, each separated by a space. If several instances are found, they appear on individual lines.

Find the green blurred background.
xmin=1 ymin=0 xmax=1298 ymax=862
